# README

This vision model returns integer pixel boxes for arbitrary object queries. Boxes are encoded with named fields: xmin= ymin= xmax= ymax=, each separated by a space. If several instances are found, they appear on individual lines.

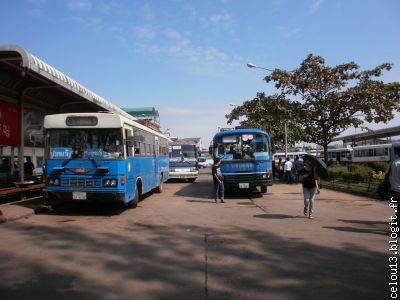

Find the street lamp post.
xmin=284 ymin=123 xmax=288 ymax=159
xmin=247 ymin=62 xmax=288 ymax=159
xmin=246 ymin=63 xmax=274 ymax=72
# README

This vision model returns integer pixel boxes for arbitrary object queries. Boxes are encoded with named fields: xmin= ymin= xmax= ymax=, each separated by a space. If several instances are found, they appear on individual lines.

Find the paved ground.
xmin=0 ymin=169 xmax=394 ymax=299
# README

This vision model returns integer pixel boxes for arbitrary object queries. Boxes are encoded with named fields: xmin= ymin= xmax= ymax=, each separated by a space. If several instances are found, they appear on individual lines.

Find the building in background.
xmin=123 ymin=107 xmax=161 ymax=132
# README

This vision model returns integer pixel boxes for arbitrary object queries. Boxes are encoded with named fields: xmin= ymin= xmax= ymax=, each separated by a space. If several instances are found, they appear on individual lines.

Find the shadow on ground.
xmin=0 ymin=220 xmax=389 ymax=300
xmin=322 ymin=218 xmax=389 ymax=236
xmin=173 ymin=178 xmax=264 ymax=201
xmin=38 ymin=191 xmax=156 ymax=217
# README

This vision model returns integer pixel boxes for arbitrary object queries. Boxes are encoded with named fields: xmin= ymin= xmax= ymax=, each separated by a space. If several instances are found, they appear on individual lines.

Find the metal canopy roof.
xmin=0 ymin=44 xmax=134 ymax=119
xmin=332 ymin=125 xmax=400 ymax=144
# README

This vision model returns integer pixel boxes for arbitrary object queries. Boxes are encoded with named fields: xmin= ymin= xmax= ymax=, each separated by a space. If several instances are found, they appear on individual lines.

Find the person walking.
xmin=272 ymin=160 xmax=277 ymax=181
xmin=294 ymin=156 xmax=304 ymax=183
xmin=24 ymin=156 xmax=35 ymax=179
xmin=212 ymin=157 xmax=225 ymax=203
xmin=284 ymin=157 xmax=293 ymax=184
xmin=277 ymin=158 xmax=283 ymax=180
xmin=298 ymin=157 xmax=320 ymax=219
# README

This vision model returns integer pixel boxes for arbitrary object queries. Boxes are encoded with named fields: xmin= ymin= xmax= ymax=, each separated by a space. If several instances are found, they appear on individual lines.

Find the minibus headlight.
xmin=48 ymin=178 xmax=60 ymax=186
xmin=110 ymin=179 xmax=117 ymax=187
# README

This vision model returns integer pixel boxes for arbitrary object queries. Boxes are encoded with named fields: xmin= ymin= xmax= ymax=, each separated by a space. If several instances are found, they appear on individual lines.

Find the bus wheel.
xmin=260 ymin=186 xmax=267 ymax=193
xmin=155 ymin=175 xmax=163 ymax=193
xmin=127 ymin=185 xmax=140 ymax=208
xmin=188 ymin=178 xmax=196 ymax=183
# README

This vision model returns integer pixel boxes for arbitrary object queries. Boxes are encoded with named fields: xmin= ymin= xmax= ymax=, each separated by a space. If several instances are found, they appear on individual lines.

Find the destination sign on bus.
xmin=50 ymin=148 xmax=72 ymax=159
xmin=83 ymin=149 xmax=104 ymax=159
xmin=66 ymin=116 xmax=98 ymax=126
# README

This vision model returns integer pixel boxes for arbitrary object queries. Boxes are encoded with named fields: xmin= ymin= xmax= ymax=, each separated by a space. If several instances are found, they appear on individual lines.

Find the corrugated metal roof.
xmin=0 ymin=44 xmax=135 ymax=121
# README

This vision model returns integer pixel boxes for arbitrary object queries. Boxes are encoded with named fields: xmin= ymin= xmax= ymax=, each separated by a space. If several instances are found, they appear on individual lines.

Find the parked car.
xmin=198 ymin=157 xmax=208 ymax=168
xmin=198 ymin=157 xmax=214 ymax=168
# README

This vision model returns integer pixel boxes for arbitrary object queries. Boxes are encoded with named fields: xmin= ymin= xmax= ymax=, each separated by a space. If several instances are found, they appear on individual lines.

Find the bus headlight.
xmin=103 ymin=179 xmax=118 ymax=187
xmin=48 ymin=178 xmax=60 ymax=186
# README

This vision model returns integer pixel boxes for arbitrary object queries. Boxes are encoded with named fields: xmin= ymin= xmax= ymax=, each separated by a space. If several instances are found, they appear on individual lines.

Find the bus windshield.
xmin=47 ymin=128 xmax=124 ymax=160
xmin=170 ymin=145 xmax=197 ymax=162
xmin=216 ymin=133 xmax=268 ymax=159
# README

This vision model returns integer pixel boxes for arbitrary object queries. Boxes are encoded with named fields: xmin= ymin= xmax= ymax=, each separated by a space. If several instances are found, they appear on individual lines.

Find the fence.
xmin=322 ymin=175 xmax=384 ymax=199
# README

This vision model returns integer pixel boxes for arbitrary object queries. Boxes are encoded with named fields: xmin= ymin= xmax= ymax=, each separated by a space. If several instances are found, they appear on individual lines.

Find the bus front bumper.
xmin=222 ymin=172 xmax=273 ymax=189
xmin=44 ymin=190 xmax=126 ymax=203
xmin=168 ymin=171 xmax=199 ymax=179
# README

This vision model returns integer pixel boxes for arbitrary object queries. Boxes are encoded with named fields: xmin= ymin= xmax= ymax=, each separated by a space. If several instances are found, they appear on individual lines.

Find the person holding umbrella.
xmin=299 ymin=156 xmax=321 ymax=219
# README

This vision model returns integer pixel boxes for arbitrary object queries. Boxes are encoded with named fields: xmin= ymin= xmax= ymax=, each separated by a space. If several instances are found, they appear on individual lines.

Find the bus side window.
xmin=141 ymin=143 xmax=146 ymax=155
xmin=218 ymin=145 xmax=225 ymax=155
xmin=134 ymin=141 xmax=141 ymax=155
xmin=125 ymin=130 xmax=133 ymax=157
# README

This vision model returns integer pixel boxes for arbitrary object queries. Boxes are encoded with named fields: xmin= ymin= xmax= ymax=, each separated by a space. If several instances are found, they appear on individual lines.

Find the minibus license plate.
xmin=239 ymin=183 xmax=249 ymax=189
xmin=73 ymin=192 xmax=86 ymax=200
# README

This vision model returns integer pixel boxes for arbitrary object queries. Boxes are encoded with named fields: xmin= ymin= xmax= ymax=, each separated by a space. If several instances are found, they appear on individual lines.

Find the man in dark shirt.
xmin=212 ymin=157 xmax=224 ymax=203
xmin=24 ymin=156 xmax=35 ymax=179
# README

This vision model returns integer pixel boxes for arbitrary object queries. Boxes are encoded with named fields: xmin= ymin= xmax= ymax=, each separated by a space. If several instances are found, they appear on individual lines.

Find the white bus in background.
xmin=320 ymin=147 xmax=353 ymax=163
xmin=352 ymin=144 xmax=391 ymax=163
xmin=273 ymin=151 xmax=307 ymax=162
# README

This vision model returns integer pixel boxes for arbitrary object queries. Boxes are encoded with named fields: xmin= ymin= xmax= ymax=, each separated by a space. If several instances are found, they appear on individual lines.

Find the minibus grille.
xmin=223 ymin=173 xmax=265 ymax=183
xmin=61 ymin=176 xmax=102 ymax=187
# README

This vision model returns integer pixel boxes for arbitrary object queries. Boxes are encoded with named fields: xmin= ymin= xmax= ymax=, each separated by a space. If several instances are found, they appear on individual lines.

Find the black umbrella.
xmin=302 ymin=154 xmax=329 ymax=179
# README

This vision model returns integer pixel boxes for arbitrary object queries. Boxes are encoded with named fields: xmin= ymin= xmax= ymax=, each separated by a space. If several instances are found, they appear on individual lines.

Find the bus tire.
xmin=260 ymin=186 xmax=267 ymax=193
xmin=188 ymin=178 xmax=196 ymax=183
xmin=155 ymin=175 xmax=163 ymax=193
xmin=127 ymin=185 xmax=140 ymax=208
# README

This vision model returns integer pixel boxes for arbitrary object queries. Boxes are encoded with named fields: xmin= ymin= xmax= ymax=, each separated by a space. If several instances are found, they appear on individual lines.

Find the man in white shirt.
xmin=284 ymin=157 xmax=293 ymax=184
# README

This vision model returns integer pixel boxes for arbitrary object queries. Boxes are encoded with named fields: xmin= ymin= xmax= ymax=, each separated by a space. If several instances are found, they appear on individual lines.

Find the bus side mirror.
xmin=209 ymin=147 xmax=212 ymax=155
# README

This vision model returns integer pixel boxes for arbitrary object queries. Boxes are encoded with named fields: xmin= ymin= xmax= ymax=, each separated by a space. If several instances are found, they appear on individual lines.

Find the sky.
xmin=1 ymin=0 xmax=399 ymax=148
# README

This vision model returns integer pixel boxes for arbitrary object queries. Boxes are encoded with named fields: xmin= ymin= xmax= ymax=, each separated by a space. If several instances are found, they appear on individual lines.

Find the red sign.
xmin=0 ymin=102 xmax=20 ymax=145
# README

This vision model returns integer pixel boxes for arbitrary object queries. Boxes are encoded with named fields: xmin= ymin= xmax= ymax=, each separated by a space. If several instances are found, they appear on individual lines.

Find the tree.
xmin=225 ymin=93 xmax=305 ymax=149
xmin=263 ymin=54 xmax=400 ymax=162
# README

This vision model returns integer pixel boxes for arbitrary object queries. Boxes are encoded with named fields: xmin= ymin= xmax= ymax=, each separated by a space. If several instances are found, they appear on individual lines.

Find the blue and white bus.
xmin=169 ymin=141 xmax=199 ymax=182
xmin=210 ymin=128 xmax=273 ymax=193
xmin=43 ymin=112 xmax=170 ymax=208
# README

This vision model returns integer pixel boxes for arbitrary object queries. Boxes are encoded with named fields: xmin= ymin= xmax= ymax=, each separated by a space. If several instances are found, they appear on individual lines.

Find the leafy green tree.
xmin=225 ymin=93 xmax=305 ymax=149
xmin=265 ymin=54 xmax=400 ymax=161
xmin=228 ymin=54 xmax=400 ymax=162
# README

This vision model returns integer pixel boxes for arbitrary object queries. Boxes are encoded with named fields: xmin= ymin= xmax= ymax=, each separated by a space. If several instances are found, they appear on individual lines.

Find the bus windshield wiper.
xmin=89 ymin=157 xmax=99 ymax=168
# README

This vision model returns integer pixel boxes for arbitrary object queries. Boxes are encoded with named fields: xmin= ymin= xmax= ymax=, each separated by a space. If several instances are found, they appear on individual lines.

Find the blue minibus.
xmin=210 ymin=128 xmax=273 ymax=193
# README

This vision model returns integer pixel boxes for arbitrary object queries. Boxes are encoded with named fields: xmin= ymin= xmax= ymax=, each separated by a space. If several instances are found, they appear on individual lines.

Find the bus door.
xmin=124 ymin=128 xmax=135 ymax=196
xmin=154 ymin=136 xmax=160 ymax=182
